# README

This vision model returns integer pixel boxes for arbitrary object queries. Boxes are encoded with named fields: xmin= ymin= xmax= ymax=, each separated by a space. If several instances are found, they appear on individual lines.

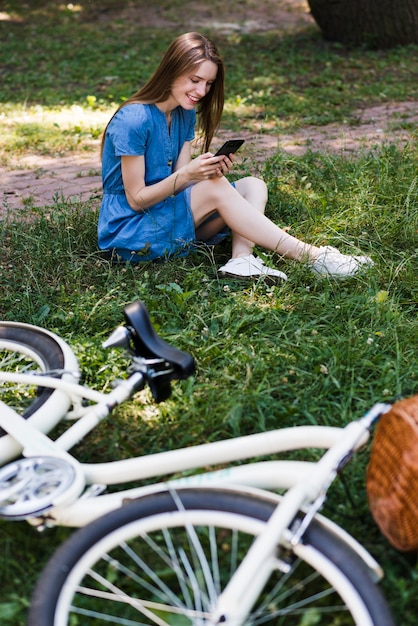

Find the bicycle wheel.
xmin=0 ymin=322 xmax=79 ymax=462
xmin=28 ymin=488 xmax=395 ymax=626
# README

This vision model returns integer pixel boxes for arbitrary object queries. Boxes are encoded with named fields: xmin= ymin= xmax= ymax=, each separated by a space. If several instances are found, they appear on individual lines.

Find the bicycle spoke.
xmin=82 ymin=567 xmax=170 ymax=626
xmin=29 ymin=491 xmax=394 ymax=626
xmin=103 ymin=543 xmax=192 ymax=613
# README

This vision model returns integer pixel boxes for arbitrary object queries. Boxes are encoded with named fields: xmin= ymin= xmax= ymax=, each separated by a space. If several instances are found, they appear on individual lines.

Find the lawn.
xmin=0 ymin=1 xmax=417 ymax=624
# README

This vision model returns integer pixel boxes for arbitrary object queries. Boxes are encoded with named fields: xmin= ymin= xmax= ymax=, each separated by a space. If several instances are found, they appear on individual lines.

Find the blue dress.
xmin=98 ymin=103 xmax=197 ymax=262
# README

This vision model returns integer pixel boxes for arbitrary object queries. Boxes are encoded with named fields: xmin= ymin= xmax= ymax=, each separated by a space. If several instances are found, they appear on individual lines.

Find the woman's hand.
xmin=185 ymin=152 xmax=235 ymax=181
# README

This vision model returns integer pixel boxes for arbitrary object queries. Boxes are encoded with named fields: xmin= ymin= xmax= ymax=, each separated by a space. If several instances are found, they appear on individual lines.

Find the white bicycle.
xmin=0 ymin=300 xmax=396 ymax=626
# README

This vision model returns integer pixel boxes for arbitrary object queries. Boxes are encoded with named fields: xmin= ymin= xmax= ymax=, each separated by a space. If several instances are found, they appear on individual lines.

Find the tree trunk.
xmin=307 ymin=0 xmax=418 ymax=48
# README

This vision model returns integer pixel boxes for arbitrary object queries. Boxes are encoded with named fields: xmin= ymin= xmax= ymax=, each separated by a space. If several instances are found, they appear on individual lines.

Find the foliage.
xmin=0 ymin=1 xmax=417 ymax=624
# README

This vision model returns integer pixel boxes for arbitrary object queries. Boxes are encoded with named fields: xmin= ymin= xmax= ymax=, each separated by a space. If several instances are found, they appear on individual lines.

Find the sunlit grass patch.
xmin=0 ymin=103 xmax=111 ymax=162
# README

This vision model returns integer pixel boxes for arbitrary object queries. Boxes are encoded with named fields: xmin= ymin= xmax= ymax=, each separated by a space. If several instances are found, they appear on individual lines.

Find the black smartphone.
xmin=215 ymin=139 xmax=245 ymax=157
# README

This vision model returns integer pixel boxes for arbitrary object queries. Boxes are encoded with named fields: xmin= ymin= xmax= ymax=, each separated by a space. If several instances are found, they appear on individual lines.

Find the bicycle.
xmin=0 ymin=300 xmax=397 ymax=625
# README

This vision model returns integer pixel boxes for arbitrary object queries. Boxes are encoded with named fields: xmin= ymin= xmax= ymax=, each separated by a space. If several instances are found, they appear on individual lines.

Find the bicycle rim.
xmin=0 ymin=323 xmax=78 ymax=460
xmin=28 ymin=489 xmax=395 ymax=626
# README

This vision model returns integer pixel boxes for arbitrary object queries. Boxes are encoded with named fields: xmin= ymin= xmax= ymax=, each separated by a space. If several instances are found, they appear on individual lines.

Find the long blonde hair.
xmin=101 ymin=32 xmax=225 ymax=155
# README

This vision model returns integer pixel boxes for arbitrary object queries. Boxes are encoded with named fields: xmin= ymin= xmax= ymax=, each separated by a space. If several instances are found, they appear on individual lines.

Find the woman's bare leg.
xmin=191 ymin=175 xmax=320 ymax=262
xmin=190 ymin=175 xmax=373 ymax=278
xmin=230 ymin=177 xmax=266 ymax=257
xmin=194 ymin=177 xmax=264 ymax=252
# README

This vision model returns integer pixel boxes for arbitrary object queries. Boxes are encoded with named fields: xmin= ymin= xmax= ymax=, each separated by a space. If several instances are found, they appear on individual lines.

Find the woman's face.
xmin=170 ymin=60 xmax=218 ymax=110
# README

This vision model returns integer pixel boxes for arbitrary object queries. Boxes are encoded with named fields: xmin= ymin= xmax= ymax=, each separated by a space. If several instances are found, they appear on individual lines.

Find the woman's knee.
xmin=190 ymin=177 xmax=232 ymax=221
xmin=235 ymin=176 xmax=268 ymax=205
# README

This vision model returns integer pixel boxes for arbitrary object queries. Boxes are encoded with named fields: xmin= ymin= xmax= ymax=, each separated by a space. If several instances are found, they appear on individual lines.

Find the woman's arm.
xmin=121 ymin=142 xmax=230 ymax=211
xmin=121 ymin=153 xmax=185 ymax=212
xmin=174 ymin=141 xmax=192 ymax=172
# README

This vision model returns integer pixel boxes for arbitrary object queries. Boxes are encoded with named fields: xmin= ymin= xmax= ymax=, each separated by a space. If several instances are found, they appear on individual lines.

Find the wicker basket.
xmin=366 ymin=395 xmax=418 ymax=552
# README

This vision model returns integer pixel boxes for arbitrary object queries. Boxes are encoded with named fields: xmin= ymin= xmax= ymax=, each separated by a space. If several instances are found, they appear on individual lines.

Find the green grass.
xmin=2 ymin=1 xmax=418 ymax=161
xmin=0 ymin=1 xmax=418 ymax=624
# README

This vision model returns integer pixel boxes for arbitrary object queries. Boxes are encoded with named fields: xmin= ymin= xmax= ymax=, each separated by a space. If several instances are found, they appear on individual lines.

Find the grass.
xmin=2 ymin=1 xmax=418 ymax=161
xmin=0 ymin=1 xmax=418 ymax=624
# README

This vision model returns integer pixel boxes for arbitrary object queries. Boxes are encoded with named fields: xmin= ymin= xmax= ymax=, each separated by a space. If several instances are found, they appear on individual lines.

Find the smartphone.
xmin=215 ymin=139 xmax=245 ymax=157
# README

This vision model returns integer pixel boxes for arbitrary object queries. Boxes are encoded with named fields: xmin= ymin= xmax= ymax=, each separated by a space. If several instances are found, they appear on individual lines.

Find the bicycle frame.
xmin=0 ymin=367 xmax=374 ymax=508
xmin=0 ymin=365 xmax=389 ymax=569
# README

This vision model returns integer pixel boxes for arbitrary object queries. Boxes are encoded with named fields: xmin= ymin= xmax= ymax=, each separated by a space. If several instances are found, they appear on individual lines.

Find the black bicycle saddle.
xmin=123 ymin=301 xmax=195 ymax=380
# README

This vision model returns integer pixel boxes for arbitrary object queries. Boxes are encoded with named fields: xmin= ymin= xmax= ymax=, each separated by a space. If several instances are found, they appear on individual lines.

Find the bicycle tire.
xmin=28 ymin=488 xmax=395 ymax=626
xmin=0 ymin=322 xmax=79 ymax=462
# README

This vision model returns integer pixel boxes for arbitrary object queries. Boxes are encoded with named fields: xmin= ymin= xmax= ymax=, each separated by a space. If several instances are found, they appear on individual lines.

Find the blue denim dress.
xmin=98 ymin=103 xmax=197 ymax=262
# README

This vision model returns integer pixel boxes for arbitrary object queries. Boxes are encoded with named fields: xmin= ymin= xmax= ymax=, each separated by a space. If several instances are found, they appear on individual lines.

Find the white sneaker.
xmin=310 ymin=246 xmax=374 ymax=278
xmin=218 ymin=254 xmax=287 ymax=281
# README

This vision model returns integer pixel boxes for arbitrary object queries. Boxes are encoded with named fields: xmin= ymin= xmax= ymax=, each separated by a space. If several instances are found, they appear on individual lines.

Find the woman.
xmin=98 ymin=32 xmax=372 ymax=279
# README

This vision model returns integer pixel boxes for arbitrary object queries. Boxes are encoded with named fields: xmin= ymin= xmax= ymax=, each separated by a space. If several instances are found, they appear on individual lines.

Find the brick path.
xmin=1 ymin=151 xmax=102 ymax=212
xmin=2 ymin=100 xmax=417 ymax=213
xmin=0 ymin=135 xmax=275 ymax=213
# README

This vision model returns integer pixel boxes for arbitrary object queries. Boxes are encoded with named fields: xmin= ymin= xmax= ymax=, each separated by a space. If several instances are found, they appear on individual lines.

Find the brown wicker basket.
xmin=366 ymin=395 xmax=418 ymax=552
